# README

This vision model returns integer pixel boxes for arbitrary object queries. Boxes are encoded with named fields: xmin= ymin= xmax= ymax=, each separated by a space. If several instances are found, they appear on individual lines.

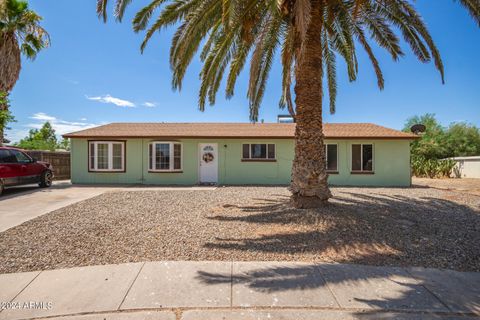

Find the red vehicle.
xmin=0 ymin=146 xmax=54 ymax=195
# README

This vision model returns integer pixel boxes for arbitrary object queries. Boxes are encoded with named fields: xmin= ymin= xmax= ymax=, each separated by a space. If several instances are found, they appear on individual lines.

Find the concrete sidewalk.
xmin=0 ymin=261 xmax=479 ymax=320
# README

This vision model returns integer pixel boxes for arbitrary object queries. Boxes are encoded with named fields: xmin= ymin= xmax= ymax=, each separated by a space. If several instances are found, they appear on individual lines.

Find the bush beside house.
xmin=404 ymin=114 xmax=480 ymax=179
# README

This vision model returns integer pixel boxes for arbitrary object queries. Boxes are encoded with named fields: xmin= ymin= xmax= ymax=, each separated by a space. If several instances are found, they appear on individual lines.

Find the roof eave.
xmin=63 ymin=135 xmax=418 ymax=140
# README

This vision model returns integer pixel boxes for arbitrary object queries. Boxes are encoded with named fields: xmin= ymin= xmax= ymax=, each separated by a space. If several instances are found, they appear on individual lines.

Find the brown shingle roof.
xmin=63 ymin=122 xmax=418 ymax=139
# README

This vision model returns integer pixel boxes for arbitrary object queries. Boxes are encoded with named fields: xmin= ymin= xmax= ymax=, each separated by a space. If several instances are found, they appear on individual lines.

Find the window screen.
xmin=112 ymin=143 xmax=123 ymax=170
xmin=174 ymin=144 xmax=181 ymax=170
xmin=352 ymin=144 xmax=362 ymax=171
xmin=156 ymin=143 xmax=170 ymax=170
xmin=351 ymin=144 xmax=373 ymax=172
xmin=149 ymin=142 xmax=182 ymax=171
xmin=362 ymin=144 xmax=373 ymax=171
xmin=242 ymin=144 xmax=275 ymax=160
xmin=97 ymin=143 xmax=109 ymax=169
xmin=242 ymin=144 xmax=250 ymax=159
xmin=251 ymin=144 xmax=267 ymax=158
xmin=326 ymin=144 xmax=338 ymax=171
xmin=268 ymin=144 xmax=275 ymax=159
xmin=88 ymin=141 xmax=125 ymax=171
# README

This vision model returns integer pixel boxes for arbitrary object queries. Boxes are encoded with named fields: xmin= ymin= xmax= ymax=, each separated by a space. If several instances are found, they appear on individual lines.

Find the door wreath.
xmin=202 ymin=152 xmax=214 ymax=163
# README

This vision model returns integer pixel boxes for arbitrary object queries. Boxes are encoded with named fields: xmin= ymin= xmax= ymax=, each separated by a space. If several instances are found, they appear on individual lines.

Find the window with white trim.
xmin=89 ymin=141 xmax=125 ymax=172
xmin=242 ymin=144 xmax=276 ymax=160
xmin=149 ymin=142 xmax=182 ymax=171
xmin=325 ymin=144 xmax=338 ymax=172
xmin=352 ymin=144 xmax=373 ymax=172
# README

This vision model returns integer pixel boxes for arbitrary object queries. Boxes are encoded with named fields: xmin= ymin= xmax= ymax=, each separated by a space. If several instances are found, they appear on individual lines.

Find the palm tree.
xmin=0 ymin=0 xmax=50 ymax=144
xmin=97 ymin=0 xmax=479 ymax=208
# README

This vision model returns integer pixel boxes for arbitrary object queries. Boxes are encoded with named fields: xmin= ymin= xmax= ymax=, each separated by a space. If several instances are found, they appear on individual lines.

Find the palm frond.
xmin=93 ymin=0 xmax=479 ymax=122
xmin=456 ymin=0 xmax=480 ymax=26
xmin=133 ymin=0 xmax=166 ymax=32
xmin=96 ymin=0 xmax=108 ymax=22
xmin=114 ymin=0 xmax=133 ymax=22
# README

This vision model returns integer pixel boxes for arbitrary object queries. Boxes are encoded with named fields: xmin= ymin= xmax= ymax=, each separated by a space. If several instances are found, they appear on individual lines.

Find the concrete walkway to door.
xmin=0 ymin=261 xmax=479 ymax=320
xmin=0 ymin=181 xmax=216 ymax=232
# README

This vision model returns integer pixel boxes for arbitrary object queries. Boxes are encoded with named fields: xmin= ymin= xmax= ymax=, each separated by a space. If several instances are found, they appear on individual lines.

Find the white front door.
xmin=199 ymin=143 xmax=218 ymax=184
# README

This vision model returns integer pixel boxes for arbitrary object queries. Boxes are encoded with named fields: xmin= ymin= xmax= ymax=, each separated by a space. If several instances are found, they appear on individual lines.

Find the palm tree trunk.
xmin=0 ymin=32 xmax=21 ymax=147
xmin=0 ymin=111 xmax=4 ymax=146
xmin=290 ymin=0 xmax=331 ymax=208
xmin=0 ymin=92 xmax=7 ymax=147
xmin=0 ymin=97 xmax=8 ymax=146
xmin=0 ymin=121 xmax=4 ymax=147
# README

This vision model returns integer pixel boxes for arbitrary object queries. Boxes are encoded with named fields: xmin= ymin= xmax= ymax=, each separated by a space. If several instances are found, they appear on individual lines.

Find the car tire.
xmin=39 ymin=170 xmax=53 ymax=188
xmin=0 ymin=180 xmax=4 ymax=196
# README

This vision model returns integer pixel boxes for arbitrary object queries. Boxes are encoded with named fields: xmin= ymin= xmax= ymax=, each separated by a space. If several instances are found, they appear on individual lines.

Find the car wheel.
xmin=39 ymin=170 xmax=53 ymax=188
xmin=0 ymin=180 xmax=4 ymax=196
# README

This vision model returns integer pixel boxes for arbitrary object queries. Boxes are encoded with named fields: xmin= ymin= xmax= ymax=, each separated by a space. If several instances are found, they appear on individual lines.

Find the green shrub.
xmin=411 ymin=156 xmax=456 ymax=178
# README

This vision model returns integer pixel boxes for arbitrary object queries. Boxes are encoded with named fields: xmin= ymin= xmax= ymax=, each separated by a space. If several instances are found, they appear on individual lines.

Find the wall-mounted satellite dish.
xmin=410 ymin=124 xmax=426 ymax=135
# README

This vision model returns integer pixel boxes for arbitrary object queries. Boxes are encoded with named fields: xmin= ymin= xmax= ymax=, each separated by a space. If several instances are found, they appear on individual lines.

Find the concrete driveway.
xmin=0 ymin=181 xmax=108 ymax=233
xmin=0 ymin=182 xmax=217 ymax=233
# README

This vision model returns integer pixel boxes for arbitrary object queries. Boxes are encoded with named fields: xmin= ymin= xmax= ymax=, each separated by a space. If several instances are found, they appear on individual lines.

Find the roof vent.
xmin=410 ymin=124 xmax=426 ymax=135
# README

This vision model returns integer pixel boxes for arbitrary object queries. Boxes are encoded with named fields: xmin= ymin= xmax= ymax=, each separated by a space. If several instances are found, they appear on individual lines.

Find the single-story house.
xmin=63 ymin=122 xmax=418 ymax=186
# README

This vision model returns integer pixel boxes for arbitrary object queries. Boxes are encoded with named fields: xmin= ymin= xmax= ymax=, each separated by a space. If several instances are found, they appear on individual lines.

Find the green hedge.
xmin=412 ymin=156 xmax=456 ymax=178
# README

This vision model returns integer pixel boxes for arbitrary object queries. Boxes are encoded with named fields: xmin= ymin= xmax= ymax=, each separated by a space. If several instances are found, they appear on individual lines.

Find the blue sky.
xmin=7 ymin=0 xmax=480 ymax=142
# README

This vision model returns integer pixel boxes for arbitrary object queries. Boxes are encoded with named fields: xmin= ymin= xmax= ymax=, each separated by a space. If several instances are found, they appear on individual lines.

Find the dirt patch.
xmin=413 ymin=177 xmax=480 ymax=196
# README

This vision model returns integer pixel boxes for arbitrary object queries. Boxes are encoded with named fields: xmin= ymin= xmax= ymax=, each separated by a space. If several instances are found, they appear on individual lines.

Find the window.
xmin=0 ymin=150 xmax=17 ymax=163
xmin=325 ymin=144 xmax=338 ymax=172
xmin=242 ymin=144 xmax=276 ymax=160
xmin=9 ymin=149 xmax=33 ymax=163
xmin=89 ymin=141 xmax=125 ymax=172
xmin=352 ymin=144 xmax=373 ymax=172
xmin=149 ymin=142 xmax=182 ymax=171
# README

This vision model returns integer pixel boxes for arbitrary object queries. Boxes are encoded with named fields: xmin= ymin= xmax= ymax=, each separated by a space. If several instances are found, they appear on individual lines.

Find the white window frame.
xmin=351 ymin=143 xmax=374 ymax=172
xmin=149 ymin=141 xmax=183 ymax=172
xmin=325 ymin=143 xmax=339 ymax=172
xmin=88 ymin=141 xmax=125 ymax=172
xmin=242 ymin=143 xmax=276 ymax=160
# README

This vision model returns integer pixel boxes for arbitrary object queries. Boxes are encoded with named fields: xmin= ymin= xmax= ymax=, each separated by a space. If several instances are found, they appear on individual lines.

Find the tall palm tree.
xmin=97 ymin=0 xmax=479 ymax=208
xmin=0 ymin=0 xmax=50 ymax=144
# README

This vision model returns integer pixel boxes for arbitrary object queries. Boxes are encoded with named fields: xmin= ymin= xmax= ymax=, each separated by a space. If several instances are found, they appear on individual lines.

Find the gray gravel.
xmin=1 ymin=186 xmax=479 ymax=274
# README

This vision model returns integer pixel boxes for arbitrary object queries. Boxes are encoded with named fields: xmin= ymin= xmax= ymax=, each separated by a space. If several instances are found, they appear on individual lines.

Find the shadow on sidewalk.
xmin=196 ymin=262 xmax=480 ymax=316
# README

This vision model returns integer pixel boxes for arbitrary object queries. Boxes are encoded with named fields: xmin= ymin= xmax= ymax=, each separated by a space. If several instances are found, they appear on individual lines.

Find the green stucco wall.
xmin=70 ymin=138 xmax=412 ymax=186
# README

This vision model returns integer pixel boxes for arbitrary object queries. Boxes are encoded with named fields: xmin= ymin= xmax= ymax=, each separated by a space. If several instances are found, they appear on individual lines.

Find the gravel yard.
xmin=413 ymin=177 xmax=480 ymax=196
xmin=1 ymin=186 xmax=479 ymax=273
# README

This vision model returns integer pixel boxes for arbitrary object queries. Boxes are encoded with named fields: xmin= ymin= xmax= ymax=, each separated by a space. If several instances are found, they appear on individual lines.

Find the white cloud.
xmin=86 ymin=94 xmax=136 ymax=108
xmin=31 ymin=112 xmax=56 ymax=122
xmin=27 ymin=114 xmax=99 ymax=135
xmin=79 ymin=117 xmax=88 ymax=121
xmin=5 ymin=129 xmax=30 ymax=144
xmin=143 ymin=102 xmax=157 ymax=107
xmin=7 ymin=113 xmax=102 ymax=143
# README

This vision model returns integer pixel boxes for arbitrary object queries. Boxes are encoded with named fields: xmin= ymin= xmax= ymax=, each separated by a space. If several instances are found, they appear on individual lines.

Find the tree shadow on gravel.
xmin=200 ymin=190 xmax=480 ymax=317
xmin=205 ymin=191 xmax=480 ymax=271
